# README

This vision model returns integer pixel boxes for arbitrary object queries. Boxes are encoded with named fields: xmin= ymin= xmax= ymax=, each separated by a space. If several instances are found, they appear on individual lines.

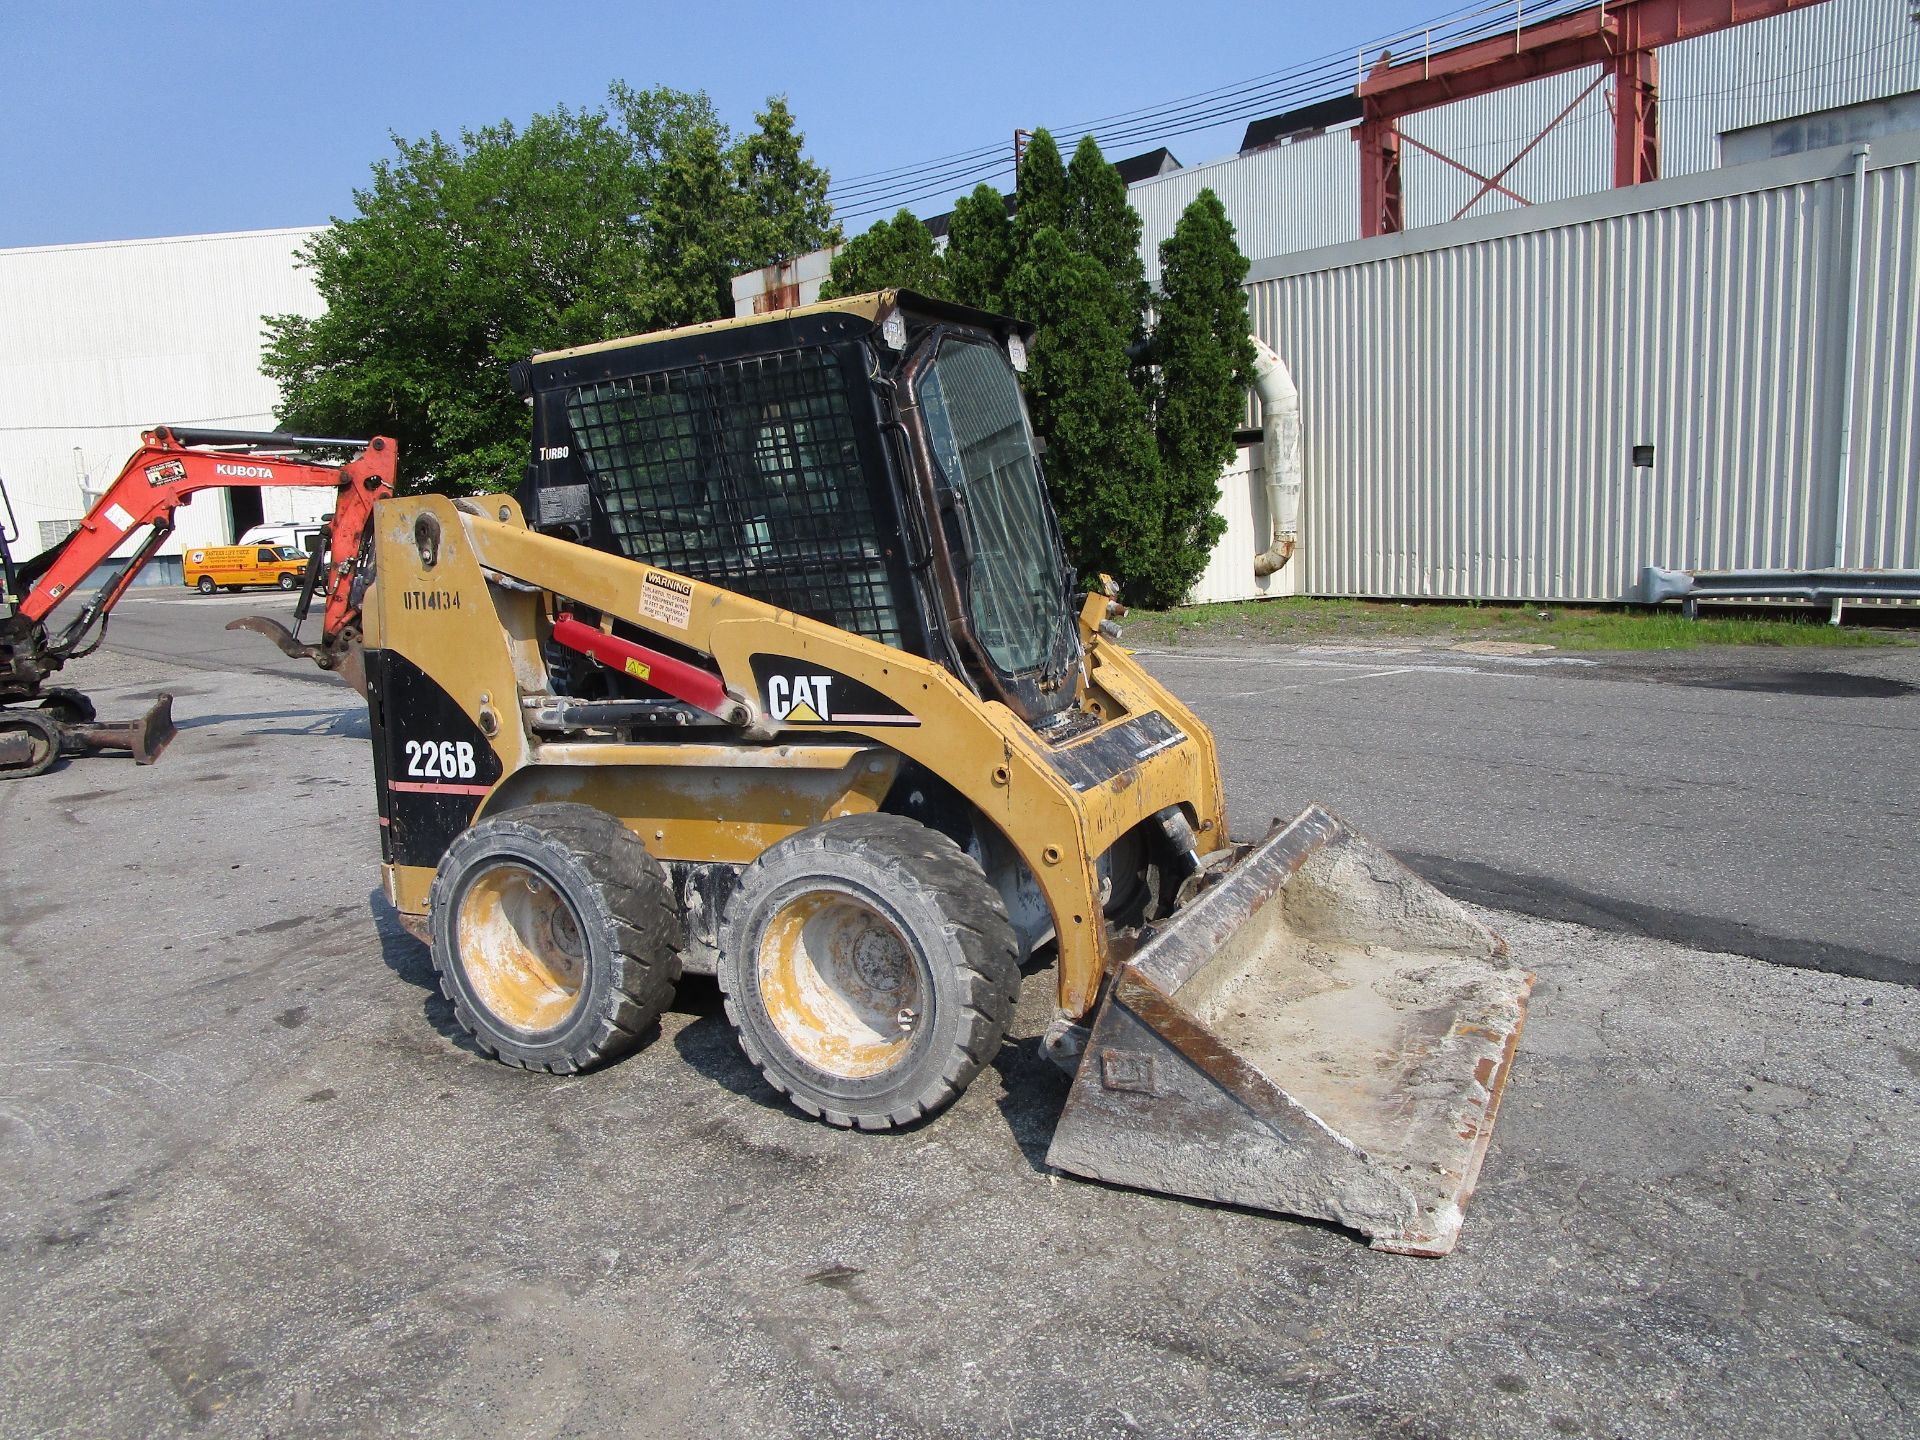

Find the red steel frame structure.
xmin=1355 ymin=0 xmax=1834 ymax=237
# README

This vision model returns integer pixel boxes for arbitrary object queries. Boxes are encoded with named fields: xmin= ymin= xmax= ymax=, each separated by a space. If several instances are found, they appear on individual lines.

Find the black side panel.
xmin=364 ymin=649 xmax=504 ymax=870
xmin=1048 ymin=711 xmax=1186 ymax=794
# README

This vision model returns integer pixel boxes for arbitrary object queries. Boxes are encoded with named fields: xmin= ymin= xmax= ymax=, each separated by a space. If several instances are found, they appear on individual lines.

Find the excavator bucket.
xmin=1047 ymin=806 xmax=1533 ymax=1256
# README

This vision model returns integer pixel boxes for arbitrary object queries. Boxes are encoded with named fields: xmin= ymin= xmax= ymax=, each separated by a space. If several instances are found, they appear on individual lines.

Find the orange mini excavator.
xmin=0 ymin=427 xmax=394 ymax=777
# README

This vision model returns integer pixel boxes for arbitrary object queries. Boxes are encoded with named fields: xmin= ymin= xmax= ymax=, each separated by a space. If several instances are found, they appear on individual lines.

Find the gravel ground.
xmin=0 ymin=649 xmax=1913 ymax=1439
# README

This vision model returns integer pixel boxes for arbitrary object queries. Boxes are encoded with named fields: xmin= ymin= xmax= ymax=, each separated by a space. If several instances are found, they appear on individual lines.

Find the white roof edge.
xmin=0 ymin=224 xmax=328 ymax=258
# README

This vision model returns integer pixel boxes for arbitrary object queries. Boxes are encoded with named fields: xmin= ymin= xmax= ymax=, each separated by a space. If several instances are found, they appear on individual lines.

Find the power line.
xmin=0 ymin=412 xmax=272 ymax=433
xmin=827 ymin=0 xmax=1603 ymax=220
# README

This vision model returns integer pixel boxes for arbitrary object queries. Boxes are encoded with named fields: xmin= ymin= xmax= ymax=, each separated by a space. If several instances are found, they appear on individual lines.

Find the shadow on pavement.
xmin=367 ymin=887 xmax=483 ymax=1058
xmin=178 ymin=707 xmax=367 ymax=740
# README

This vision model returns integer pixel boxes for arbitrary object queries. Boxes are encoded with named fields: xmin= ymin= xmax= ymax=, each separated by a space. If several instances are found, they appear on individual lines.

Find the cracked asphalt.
xmin=0 ymin=596 xmax=1913 ymax=1438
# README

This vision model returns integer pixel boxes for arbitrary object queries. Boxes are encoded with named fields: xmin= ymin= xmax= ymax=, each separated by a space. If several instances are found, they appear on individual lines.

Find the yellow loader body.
xmin=361 ymin=490 xmax=1530 ymax=1253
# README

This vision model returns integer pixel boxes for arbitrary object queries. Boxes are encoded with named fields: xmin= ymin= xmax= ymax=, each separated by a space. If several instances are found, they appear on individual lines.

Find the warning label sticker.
xmin=104 ymin=502 xmax=136 ymax=532
xmin=640 ymin=571 xmax=693 ymax=630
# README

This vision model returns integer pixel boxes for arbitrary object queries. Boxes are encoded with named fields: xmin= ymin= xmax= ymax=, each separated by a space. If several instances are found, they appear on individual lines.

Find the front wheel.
xmin=718 ymin=813 xmax=1020 ymax=1130
xmin=277 ymin=572 xmax=298 ymax=591
xmin=428 ymin=803 xmax=684 ymax=1073
xmin=196 ymin=576 xmax=217 ymax=594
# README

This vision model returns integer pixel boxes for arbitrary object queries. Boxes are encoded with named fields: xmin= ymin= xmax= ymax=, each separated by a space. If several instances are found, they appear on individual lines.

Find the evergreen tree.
xmin=1064 ymin=134 xmax=1149 ymax=341
xmin=734 ymin=96 xmax=840 ymax=264
xmin=1012 ymin=129 xmax=1067 ymax=256
xmin=642 ymin=121 xmax=741 ymax=329
xmin=1149 ymin=189 xmax=1257 ymax=604
xmin=819 ymin=210 xmax=947 ymax=299
xmin=1008 ymin=227 xmax=1165 ymax=597
xmin=943 ymin=184 xmax=1015 ymax=314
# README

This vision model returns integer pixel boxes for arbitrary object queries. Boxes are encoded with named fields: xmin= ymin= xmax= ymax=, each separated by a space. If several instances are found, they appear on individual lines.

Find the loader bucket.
xmin=1046 ymin=805 xmax=1532 ymax=1256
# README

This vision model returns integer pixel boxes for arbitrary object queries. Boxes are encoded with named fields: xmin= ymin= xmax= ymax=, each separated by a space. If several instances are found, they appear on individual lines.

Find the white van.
xmin=237 ymin=521 xmax=326 ymax=553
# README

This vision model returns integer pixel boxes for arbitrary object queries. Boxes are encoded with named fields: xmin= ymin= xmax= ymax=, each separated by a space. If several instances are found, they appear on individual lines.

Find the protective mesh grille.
xmin=564 ymin=347 xmax=903 ymax=647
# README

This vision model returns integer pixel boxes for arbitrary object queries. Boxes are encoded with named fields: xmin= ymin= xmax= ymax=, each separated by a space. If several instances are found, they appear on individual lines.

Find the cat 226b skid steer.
xmin=264 ymin=292 xmax=1532 ymax=1255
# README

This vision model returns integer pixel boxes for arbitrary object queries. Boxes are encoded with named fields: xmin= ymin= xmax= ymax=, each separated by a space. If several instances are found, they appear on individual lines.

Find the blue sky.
xmin=3 ymin=0 xmax=1475 ymax=249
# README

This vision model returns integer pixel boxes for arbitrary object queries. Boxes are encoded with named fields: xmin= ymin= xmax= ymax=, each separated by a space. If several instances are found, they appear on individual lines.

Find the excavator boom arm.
xmin=16 ymin=427 xmax=397 ymax=651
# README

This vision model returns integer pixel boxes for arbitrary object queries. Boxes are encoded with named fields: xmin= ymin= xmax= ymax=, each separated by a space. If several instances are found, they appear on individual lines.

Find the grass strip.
xmin=1121 ymin=597 xmax=1904 ymax=651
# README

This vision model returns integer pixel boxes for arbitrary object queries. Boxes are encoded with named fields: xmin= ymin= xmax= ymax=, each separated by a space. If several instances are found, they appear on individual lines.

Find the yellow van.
xmin=183 ymin=544 xmax=311 ymax=595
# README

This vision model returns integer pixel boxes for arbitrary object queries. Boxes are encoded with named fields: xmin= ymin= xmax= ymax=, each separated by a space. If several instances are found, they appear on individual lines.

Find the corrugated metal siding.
xmin=1400 ymin=70 xmax=1613 ymax=226
xmin=1135 ymin=137 xmax=1357 ymax=285
xmin=1129 ymin=0 xmax=1919 ymax=257
xmin=1213 ymin=136 xmax=1917 ymax=602
xmin=1187 ymin=447 xmax=1302 ymax=605
xmin=1847 ymin=153 xmax=1920 ymax=568
xmin=1663 ymin=0 xmax=1920 ymax=172
xmin=0 ymin=227 xmax=324 ymax=554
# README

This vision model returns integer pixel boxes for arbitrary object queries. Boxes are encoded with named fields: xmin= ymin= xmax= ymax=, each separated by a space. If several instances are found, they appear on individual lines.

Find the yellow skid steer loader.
xmin=250 ymin=292 xmax=1530 ymax=1255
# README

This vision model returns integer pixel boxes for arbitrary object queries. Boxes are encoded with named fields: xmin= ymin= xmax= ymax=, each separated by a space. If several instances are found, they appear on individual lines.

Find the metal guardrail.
xmin=1641 ymin=566 xmax=1920 ymax=621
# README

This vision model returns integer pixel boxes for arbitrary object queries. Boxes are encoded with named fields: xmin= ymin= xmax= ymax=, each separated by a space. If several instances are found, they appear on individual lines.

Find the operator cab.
xmin=515 ymin=291 xmax=1083 ymax=731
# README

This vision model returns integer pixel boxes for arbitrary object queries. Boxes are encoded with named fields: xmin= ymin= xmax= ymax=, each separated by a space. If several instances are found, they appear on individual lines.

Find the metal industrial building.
xmin=1151 ymin=0 xmax=1920 ymax=603
xmin=1190 ymin=134 xmax=1918 ymax=605
xmin=0 ymin=227 xmax=327 ymax=578
xmin=3 ymin=0 xmax=1915 ymax=603
xmin=732 ymin=0 xmax=1920 ymax=606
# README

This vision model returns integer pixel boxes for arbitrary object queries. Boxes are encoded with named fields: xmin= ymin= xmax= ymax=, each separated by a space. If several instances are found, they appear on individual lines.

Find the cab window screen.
xmin=564 ymin=347 xmax=904 ymax=648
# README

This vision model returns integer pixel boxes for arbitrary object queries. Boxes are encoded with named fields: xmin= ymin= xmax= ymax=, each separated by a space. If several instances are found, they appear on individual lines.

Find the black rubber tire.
xmin=197 ymin=576 xmax=217 ymax=594
xmin=277 ymin=572 xmax=297 ymax=591
xmin=428 ymin=802 xmax=684 ymax=1073
xmin=718 ymin=813 xmax=1020 ymax=1130
xmin=0 ymin=709 xmax=62 ymax=779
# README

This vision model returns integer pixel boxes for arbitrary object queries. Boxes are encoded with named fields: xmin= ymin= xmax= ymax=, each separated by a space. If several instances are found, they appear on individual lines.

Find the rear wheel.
xmin=0 ymin=709 xmax=61 ymax=779
xmin=718 ymin=813 xmax=1020 ymax=1130
xmin=428 ymin=803 xmax=683 ymax=1073
xmin=197 ymin=576 xmax=217 ymax=594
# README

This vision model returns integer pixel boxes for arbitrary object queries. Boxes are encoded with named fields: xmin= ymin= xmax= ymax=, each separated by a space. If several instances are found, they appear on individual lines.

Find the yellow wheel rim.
xmin=455 ymin=862 xmax=587 ymax=1033
xmin=758 ymin=891 xmax=924 ymax=1079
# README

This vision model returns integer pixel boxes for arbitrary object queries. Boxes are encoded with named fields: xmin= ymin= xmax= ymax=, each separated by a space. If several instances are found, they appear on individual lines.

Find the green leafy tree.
xmin=1012 ymin=129 xmax=1068 ymax=250
xmin=1008 ymin=227 xmax=1167 ymax=598
xmin=735 ymin=96 xmax=840 ymax=264
xmin=1064 ymin=134 xmax=1149 ymax=341
xmin=999 ymin=143 xmax=1252 ymax=605
xmin=1150 ymin=189 xmax=1257 ymax=602
xmin=642 ymin=121 xmax=743 ymax=329
xmin=819 ymin=210 xmax=947 ymax=299
xmin=265 ymin=86 xmax=835 ymax=492
xmin=943 ymin=184 xmax=1015 ymax=314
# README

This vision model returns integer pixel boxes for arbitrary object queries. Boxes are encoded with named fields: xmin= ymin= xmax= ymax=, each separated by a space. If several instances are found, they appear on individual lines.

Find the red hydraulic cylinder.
xmin=550 ymin=613 xmax=734 ymax=718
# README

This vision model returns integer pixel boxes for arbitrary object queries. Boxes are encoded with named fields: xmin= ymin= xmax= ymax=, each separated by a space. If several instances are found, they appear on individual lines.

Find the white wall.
xmin=0 ymin=226 xmax=324 ymax=561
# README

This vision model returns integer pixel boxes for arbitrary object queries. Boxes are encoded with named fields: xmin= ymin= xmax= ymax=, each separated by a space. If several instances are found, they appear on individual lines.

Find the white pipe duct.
xmin=1249 ymin=337 xmax=1303 ymax=577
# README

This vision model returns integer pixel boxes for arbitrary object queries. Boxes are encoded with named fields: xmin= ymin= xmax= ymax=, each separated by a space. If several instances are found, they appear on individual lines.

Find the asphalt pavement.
xmin=0 ymin=593 xmax=1912 ymax=1438
xmin=1140 ymin=638 xmax=1920 ymax=987
xmin=98 ymin=587 xmax=1920 ymax=983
